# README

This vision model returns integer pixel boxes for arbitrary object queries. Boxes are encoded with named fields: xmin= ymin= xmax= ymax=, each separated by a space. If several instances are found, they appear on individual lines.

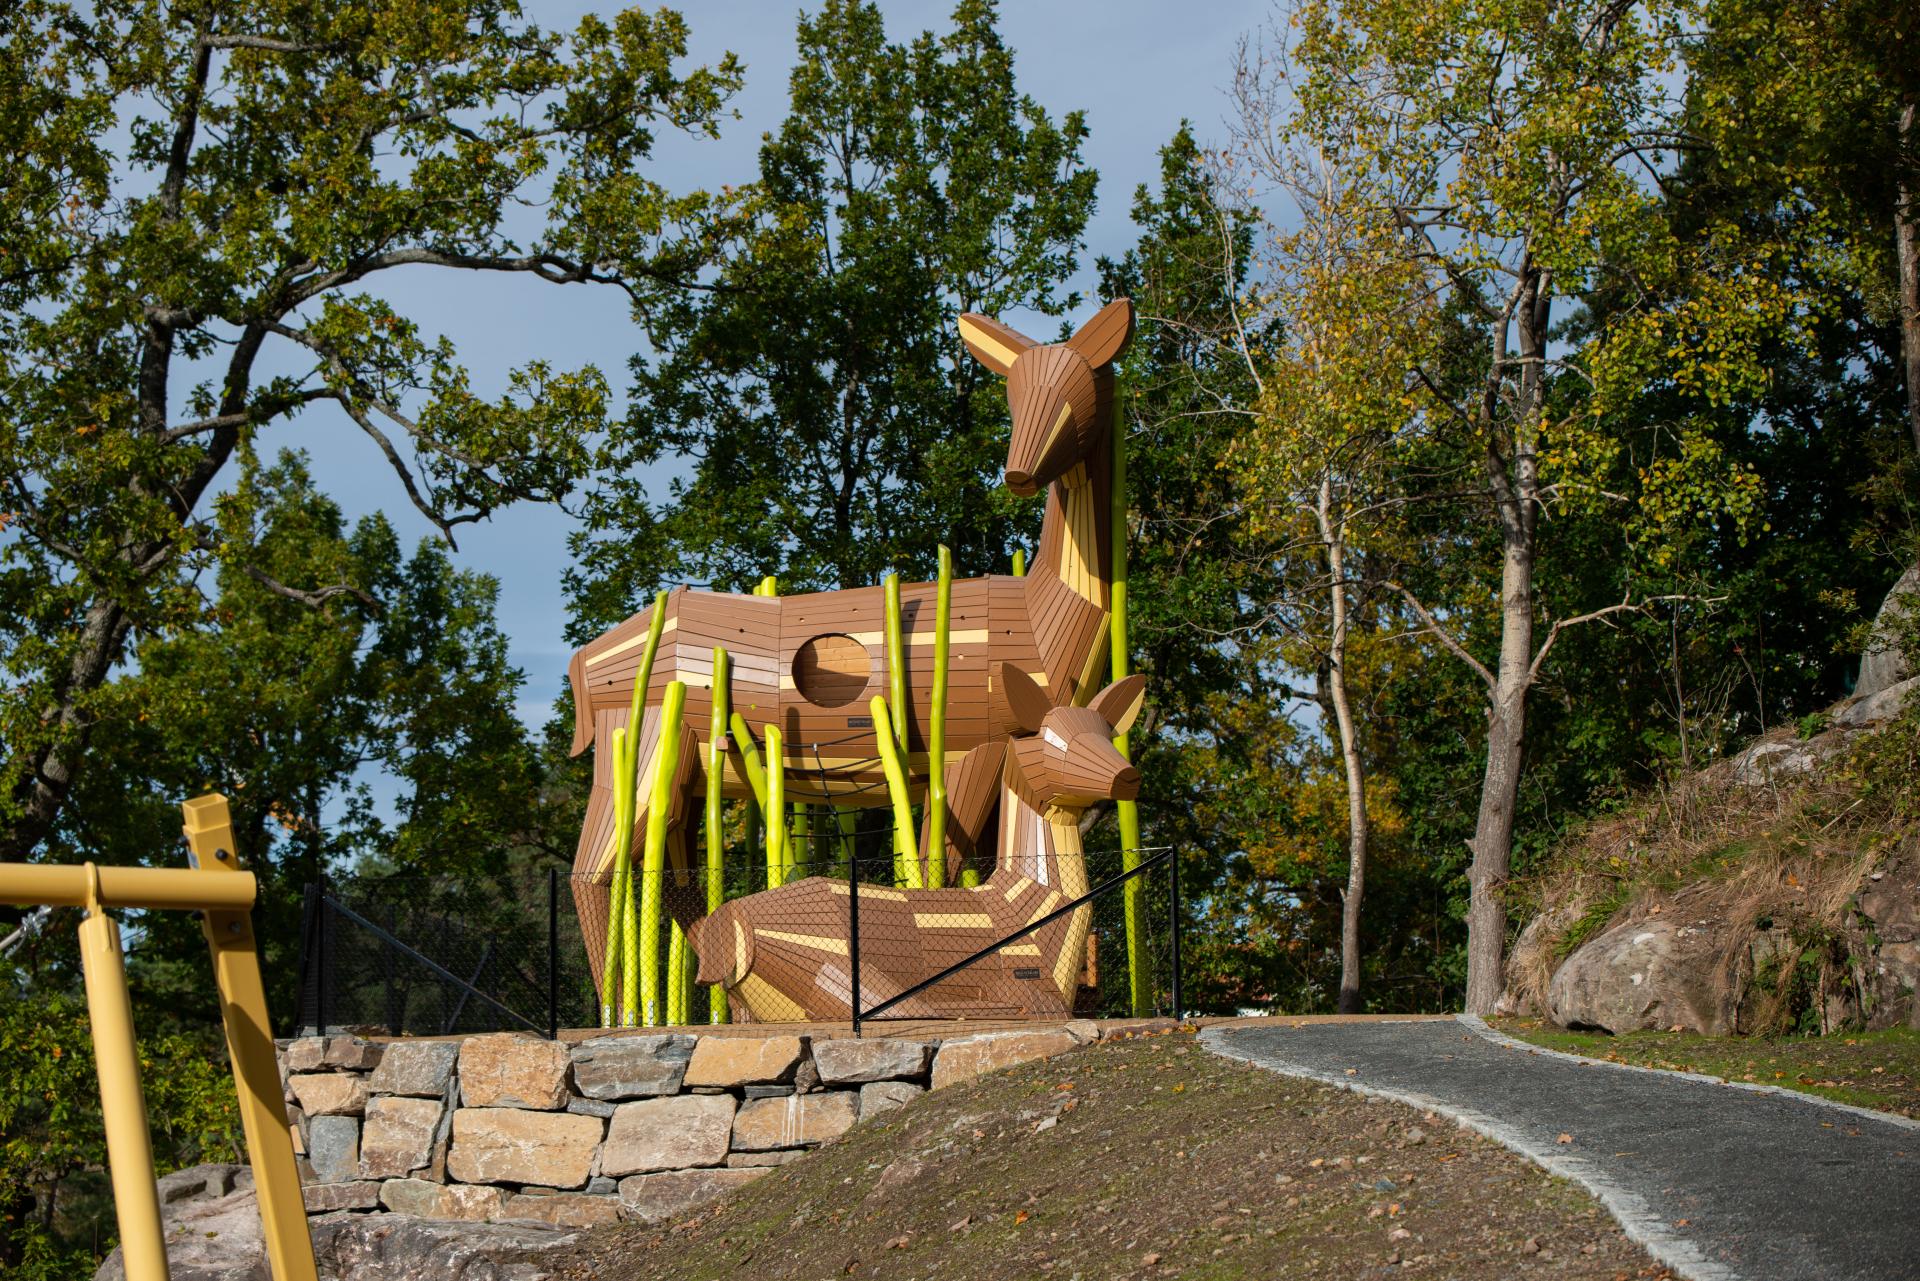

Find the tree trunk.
xmin=1897 ymin=93 xmax=1919 ymax=456
xmin=1318 ymin=475 xmax=1370 ymax=1015
xmin=1463 ymin=268 xmax=1547 ymax=1015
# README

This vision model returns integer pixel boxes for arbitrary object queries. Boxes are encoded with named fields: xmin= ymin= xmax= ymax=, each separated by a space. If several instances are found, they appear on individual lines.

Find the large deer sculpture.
xmin=567 ymin=297 xmax=1137 ymax=1015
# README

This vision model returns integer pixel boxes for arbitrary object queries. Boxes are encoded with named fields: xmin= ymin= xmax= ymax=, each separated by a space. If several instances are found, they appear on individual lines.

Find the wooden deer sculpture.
xmin=687 ymin=667 xmax=1144 ymax=1020
xmin=566 ymin=297 xmax=1136 ymax=1010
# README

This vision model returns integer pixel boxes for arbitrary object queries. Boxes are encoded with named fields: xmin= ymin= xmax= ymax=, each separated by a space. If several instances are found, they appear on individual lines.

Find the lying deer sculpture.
xmin=688 ymin=667 xmax=1143 ymax=1020
xmin=567 ymin=298 xmax=1137 ymax=1011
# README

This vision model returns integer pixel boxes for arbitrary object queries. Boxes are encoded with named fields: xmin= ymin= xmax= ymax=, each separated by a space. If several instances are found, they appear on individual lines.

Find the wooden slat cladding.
xmin=572 ymin=300 xmax=1142 ymax=1024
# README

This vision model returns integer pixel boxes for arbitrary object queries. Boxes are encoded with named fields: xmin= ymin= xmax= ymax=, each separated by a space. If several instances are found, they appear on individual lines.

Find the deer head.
xmin=958 ymin=298 xmax=1135 ymax=497
xmin=999 ymin=664 xmax=1145 ymax=810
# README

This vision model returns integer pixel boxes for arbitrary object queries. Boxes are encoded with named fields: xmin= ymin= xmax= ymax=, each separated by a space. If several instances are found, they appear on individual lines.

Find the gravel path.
xmin=1202 ymin=1016 xmax=1920 ymax=1281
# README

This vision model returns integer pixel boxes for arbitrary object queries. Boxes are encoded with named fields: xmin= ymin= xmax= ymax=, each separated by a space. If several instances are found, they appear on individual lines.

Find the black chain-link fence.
xmin=297 ymin=837 xmax=1182 ymax=1036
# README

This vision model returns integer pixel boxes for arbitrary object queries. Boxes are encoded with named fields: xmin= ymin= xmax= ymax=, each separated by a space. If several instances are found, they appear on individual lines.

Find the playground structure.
xmin=0 ymin=796 xmax=315 ymax=1281
xmin=570 ymin=298 xmax=1154 ymax=1026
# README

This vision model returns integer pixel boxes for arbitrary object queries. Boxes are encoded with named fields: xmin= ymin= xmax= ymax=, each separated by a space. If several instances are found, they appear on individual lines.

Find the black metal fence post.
xmin=849 ymin=850 xmax=863 ymax=1039
xmin=548 ymin=867 xmax=560 ymax=1040
xmin=1169 ymin=848 xmax=1183 ymax=1023
xmin=316 ymin=884 xmax=329 ymax=1036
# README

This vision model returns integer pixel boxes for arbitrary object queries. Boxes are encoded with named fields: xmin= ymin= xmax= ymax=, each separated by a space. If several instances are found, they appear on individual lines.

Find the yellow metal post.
xmin=181 ymin=796 xmax=319 ymax=1281
xmin=77 ymin=863 xmax=169 ymax=1281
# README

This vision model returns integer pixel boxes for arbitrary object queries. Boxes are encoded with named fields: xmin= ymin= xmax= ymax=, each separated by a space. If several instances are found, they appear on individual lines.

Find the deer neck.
xmin=997 ymin=753 xmax=1094 ymax=999
xmin=1024 ymin=391 xmax=1116 ymax=701
xmin=997 ymin=758 xmax=1091 ymax=902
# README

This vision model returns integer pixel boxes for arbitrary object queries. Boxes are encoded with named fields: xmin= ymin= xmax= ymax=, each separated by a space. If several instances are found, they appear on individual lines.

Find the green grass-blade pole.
xmin=926 ymin=545 xmax=952 ymax=888
xmin=707 ymin=647 xmax=729 ymax=1024
xmin=1111 ymin=402 xmax=1148 ymax=1017
xmin=834 ymin=806 xmax=857 ymax=875
xmin=600 ymin=725 xmax=633 ymax=1026
xmin=871 ymin=695 xmax=921 ymax=889
xmin=764 ymin=724 xmax=785 ymax=889
xmin=620 ymin=729 xmax=641 ymax=1025
xmin=884 ymin=572 xmax=908 ymax=750
xmin=666 ymin=922 xmax=687 ymax=1025
xmin=792 ymin=803 xmax=810 ymax=879
xmin=639 ymin=679 xmax=688 ymax=1027
xmin=728 ymin=712 xmax=769 ymax=811
xmin=1011 ymin=547 xmax=1026 ymax=577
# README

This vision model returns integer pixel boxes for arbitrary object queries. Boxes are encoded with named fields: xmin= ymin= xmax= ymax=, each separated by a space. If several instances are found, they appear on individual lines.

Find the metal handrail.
xmin=854 ymin=846 xmax=1177 ymax=1032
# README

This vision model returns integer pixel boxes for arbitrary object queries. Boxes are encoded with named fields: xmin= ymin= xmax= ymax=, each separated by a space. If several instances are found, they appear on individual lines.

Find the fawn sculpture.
xmin=566 ymin=297 xmax=1137 ymax=1016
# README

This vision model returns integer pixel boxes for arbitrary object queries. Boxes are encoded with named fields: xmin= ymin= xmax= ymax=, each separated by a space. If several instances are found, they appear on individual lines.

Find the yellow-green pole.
xmin=834 ymin=806 xmax=858 ymax=875
xmin=181 ymin=795 xmax=319 ymax=1281
xmin=639 ymin=679 xmax=688 ymax=1027
xmin=764 ymin=725 xmax=786 ymax=889
xmin=1011 ymin=547 xmax=1026 ymax=577
xmin=1111 ymin=403 xmax=1148 ymax=1017
xmin=728 ymin=712 xmax=769 ymax=808
xmin=619 ymin=730 xmax=642 ymax=1026
xmin=666 ymin=922 xmax=687 ymax=1025
xmin=604 ymin=592 xmax=668 ymax=1025
xmin=883 ymin=572 xmax=910 ymax=884
xmin=883 ymin=572 xmax=908 ymax=750
xmin=926 ymin=545 xmax=952 ymax=888
xmin=600 ymin=725 xmax=632 ymax=1025
xmin=707 ymin=647 xmax=730 ymax=1024
xmin=871 ymin=695 xmax=922 ymax=889
xmin=76 ymin=864 xmax=169 ymax=1281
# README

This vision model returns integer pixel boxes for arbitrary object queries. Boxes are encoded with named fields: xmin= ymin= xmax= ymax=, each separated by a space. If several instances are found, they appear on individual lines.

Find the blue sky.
xmin=270 ymin=0 xmax=1271 ymax=725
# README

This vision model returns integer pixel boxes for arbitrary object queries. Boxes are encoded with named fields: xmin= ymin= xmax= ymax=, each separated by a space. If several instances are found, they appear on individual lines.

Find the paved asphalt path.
xmin=1201 ymin=1017 xmax=1920 ymax=1281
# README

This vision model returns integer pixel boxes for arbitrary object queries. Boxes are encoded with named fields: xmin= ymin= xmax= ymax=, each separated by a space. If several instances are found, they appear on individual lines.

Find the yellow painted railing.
xmin=0 ymin=794 xmax=316 ymax=1281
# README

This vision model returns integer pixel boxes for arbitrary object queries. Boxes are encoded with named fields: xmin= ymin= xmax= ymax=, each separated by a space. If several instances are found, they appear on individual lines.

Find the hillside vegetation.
xmin=1504 ymin=687 xmax=1920 ymax=1038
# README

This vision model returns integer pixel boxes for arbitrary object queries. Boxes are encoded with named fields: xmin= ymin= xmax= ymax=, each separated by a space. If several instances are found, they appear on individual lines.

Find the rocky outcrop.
xmin=1855 ymin=857 xmax=1920 ymax=1030
xmin=1857 ymin=561 xmax=1918 ymax=700
xmin=1547 ymin=916 xmax=1742 ymax=1035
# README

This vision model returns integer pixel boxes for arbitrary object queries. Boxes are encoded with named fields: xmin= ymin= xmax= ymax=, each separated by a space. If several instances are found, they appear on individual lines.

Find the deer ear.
xmin=1089 ymin=673 xmax=1146 ymax=736
xmin=958 ymin=313 xmax=1036 ymax=377
xmin=998 ymin=663 xmax=1051 ymax=734
xmin=1065 ymin=298 xmax=1134 ymax=368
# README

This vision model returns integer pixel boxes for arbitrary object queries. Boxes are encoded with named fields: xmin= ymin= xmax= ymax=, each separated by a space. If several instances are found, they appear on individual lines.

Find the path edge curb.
xmin=1198 ymin=1023 xmax=1730 ymax=1281
xmin=1459 ymin=1013 xmax=1920 ymax=1134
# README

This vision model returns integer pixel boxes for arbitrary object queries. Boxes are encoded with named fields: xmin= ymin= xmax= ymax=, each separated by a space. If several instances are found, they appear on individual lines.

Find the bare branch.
xmin=1526 ymin=594 xmax=1716 ymax=684
xmin=1386 ymin=580 xmax=1496 ymax=693
xmin=234 ymin=562 xmax=380 ymax=610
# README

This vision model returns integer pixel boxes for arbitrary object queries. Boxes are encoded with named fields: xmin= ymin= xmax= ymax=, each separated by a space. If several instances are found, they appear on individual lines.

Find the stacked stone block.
xmin=279 ymin=1023 xmax=1112 ymax=1228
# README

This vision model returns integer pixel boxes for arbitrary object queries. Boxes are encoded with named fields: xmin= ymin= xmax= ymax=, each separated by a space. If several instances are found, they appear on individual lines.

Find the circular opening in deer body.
xmin=793 ymin=633 xmax=873 ymax=708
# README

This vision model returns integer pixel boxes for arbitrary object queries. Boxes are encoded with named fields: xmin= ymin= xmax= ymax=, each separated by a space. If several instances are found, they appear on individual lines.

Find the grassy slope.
xmin=540 ymin=1029 xmax=1671 ymax=1280
xmin=1494 ymin=1017 xmax=1920 ymax=1120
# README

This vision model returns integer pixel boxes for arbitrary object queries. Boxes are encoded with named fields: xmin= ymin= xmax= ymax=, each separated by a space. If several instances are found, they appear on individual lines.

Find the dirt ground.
xmin=1495 ymin=1017 xmax=1920 ymax=1119
xmin=538 ymin=1027 xmax=1670 ymax=1280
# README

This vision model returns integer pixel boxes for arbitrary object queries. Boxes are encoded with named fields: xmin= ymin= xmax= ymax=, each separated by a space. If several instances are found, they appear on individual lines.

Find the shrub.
xmin=1 ymin=984 xmax=240 ymax=1280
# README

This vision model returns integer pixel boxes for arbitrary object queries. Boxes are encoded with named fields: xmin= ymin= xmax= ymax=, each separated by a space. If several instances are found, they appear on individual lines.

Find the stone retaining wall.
xmin=279 ymin=1023 xmax=1113 ymax=1228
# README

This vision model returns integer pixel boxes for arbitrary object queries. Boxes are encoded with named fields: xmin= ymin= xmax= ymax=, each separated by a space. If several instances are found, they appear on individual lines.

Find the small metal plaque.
xmin=1013 ymin=967 xmax=1043 ymax=980
xmin=847 ymin=715 xmax=874 ymax=728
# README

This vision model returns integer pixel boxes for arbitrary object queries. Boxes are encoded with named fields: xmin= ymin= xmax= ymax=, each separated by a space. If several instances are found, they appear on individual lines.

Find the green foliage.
xmin=0 ymin=986 xmax=239 ymax=1278
xmin=566 ymin=0 xmax=1094 ymax=619
xmin=0 ymin=0 xmax=741 ymax=860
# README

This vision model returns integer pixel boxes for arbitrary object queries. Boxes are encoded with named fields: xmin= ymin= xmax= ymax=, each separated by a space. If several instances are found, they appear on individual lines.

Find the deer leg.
xmin=916 ymin=742 xmax=1007 ymax=886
